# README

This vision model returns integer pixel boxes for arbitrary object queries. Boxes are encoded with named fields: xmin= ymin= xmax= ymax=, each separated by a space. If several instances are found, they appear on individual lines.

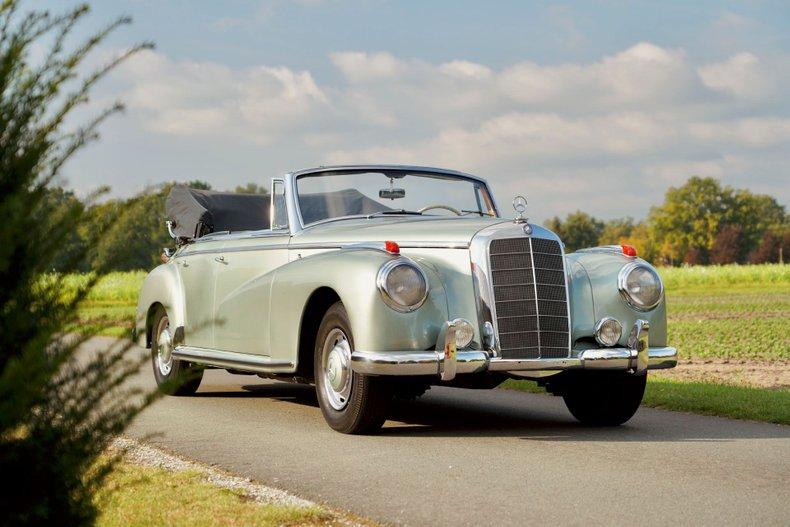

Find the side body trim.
xmin=173 ymin=346 xmax=295 ymax=373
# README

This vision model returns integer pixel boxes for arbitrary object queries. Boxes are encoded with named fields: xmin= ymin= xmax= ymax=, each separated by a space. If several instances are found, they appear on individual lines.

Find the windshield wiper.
xmin=367 ymin=209 xmax=424 ymax=218
xmin=459 ymin=210 xmax=495 ymax=217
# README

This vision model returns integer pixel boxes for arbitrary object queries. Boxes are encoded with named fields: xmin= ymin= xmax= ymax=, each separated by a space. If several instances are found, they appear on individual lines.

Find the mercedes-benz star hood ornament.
xmin=512 ymin=195 xmax=532 ymax=234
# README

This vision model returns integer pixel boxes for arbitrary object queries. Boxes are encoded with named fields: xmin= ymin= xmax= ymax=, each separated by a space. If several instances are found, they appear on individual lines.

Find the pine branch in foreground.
xmin=0 ymin=2 xmax=156 ymax=524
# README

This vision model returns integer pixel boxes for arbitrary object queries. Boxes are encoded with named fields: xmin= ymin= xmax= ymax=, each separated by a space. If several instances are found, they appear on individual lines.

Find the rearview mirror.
xmin=379 ymin=188 xmax=406 ymax=200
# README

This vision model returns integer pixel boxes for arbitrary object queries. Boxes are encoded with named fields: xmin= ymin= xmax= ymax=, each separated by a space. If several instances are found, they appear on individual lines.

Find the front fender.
xmin=566 ymin=252 xmax=668 ymax=347
xmin=269 ymin=249 xmax=449 ymax=361
xmin=134 ymin=263 xmax=185 ymax=348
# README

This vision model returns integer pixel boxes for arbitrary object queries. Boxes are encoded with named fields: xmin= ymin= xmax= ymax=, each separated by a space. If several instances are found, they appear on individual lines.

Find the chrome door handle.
xmin=214 ymin=255 xmax=226 ymax=263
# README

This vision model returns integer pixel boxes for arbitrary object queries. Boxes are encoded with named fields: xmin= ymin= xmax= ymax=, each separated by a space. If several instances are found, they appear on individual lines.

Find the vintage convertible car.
xmin=134 ymin=165 xmax=677 ymax=434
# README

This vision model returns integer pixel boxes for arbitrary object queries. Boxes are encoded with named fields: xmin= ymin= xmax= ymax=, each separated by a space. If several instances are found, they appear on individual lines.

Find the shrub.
xmin=0 ymin=3 xmax=154 ymax=525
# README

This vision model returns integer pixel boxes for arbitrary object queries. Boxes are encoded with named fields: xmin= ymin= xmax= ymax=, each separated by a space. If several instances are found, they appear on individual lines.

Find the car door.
xmin=212 ymin=232 xmax=290 ymax=355
xmin=176 ymin=237 xmax=226 ymax=349
xmin=212 ymin=180 xmax=291 ymax=355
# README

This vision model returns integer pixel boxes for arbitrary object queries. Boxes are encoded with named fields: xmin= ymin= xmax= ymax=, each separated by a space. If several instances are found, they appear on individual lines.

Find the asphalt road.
xmin=90 ymin=338 xmax=789 ymax=526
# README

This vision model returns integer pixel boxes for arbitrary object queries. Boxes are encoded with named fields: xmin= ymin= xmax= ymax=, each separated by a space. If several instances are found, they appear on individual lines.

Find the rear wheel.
xmin=314 ymin=302 xmax=391 ymax=434
xmin=151 ymin=308 xmax=203 ymax=396
xmin=561 ymin=371 xmax=646 ymax=426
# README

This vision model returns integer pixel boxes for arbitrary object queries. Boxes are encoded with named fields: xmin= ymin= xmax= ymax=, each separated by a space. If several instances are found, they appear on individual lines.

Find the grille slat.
xmin=489 ymin=237 xmax=570 ymax=360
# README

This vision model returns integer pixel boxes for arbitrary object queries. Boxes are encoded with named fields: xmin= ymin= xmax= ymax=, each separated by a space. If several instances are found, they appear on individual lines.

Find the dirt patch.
xmin=653 ymin=359 xmax=790 ymax=389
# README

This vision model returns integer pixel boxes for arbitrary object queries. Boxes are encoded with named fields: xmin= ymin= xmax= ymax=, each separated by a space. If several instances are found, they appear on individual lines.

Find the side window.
xmin=271 ymin=180 xmax=288 ymax=230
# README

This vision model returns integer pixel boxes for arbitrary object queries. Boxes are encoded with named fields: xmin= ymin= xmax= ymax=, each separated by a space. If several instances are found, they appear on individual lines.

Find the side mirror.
xmin=379 ymin=188 xmax=406 ymax=200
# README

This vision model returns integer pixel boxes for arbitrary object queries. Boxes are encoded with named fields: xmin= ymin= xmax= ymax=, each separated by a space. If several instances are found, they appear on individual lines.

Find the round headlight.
xmin=618 ymin=262 xmax=663 ymax=311
xmin=595 ymin=317 xmax=622 ymax=347
xmin=377 ymin=258 xmax=429 ymax=312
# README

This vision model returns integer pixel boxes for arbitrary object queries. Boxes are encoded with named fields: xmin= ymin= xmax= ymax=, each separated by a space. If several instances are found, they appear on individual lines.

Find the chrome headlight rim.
xmin=376 ymin=257 xmax=429 ymax=313
xmin=617 ymin=261 xmax=664 ymax=312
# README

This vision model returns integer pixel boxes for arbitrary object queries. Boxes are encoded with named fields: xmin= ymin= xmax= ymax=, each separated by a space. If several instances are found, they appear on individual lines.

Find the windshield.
xmin=295 ymin=170 xmax=497 ymax=226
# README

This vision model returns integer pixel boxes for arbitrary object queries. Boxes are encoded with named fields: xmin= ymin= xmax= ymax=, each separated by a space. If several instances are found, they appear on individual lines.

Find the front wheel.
xmin=561 ymin=372 xmax=646 ymax=426
xmin=314 ymin=302 xmax=391 ymax=434
xmin=151 ymin=308 xmax=203 ymax=396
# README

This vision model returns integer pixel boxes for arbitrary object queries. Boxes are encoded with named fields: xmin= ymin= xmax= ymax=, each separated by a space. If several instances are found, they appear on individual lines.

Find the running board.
xmin=172 ymin=346 xmax=294 ymax=373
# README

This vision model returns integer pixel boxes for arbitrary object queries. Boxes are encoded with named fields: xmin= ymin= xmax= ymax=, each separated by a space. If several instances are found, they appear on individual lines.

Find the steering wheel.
xmin=418 ymin=204 xmax=462 ymax=215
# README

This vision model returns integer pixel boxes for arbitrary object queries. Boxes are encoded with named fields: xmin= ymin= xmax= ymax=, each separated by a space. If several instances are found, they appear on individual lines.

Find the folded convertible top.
xmin=166 ymin=185 xmax=270 ymax=239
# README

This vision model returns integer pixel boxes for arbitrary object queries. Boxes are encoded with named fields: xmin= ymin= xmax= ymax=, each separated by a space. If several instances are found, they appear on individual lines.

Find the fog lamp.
xmin=452 ymin=318 xmax=475 ymax=348
xmin=595 ymin=317 xmax=622 ymax=347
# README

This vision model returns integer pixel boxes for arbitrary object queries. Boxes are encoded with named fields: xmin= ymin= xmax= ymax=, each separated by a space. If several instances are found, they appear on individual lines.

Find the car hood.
xmin=290 ymin=216 xmax=511 ymax=245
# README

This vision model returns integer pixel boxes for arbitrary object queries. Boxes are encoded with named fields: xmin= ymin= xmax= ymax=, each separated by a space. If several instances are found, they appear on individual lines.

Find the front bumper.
xmin=350 ymin=319 xmax=677 ymax=382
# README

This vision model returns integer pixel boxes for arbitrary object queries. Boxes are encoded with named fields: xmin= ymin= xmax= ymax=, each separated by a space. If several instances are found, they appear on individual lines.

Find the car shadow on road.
xmin=199 ymin=380 xmax=788 ymax=443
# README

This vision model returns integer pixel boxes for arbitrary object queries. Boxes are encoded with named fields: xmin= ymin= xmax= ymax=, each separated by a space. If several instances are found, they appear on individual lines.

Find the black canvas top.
xmin=166 ymin=185 xmax=270 ymax=239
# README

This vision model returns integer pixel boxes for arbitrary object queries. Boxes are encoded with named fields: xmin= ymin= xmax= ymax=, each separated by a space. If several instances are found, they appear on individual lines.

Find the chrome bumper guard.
xmin=350 ymin=319 xmax=677 ymax=382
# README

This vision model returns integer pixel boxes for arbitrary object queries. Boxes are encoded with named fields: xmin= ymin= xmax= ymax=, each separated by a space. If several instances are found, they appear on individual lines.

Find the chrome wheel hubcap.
xmin=156 ymin=322 xmax=174 ymax=376
xmin=322 ymin=328 xmax=352 ymax=411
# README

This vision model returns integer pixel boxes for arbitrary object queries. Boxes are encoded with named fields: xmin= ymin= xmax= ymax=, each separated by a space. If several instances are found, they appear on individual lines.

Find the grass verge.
xmin=503 ymin=377 xmax=790 ymax=425
xmin=96 ymin=461 xmax=329 ymax=527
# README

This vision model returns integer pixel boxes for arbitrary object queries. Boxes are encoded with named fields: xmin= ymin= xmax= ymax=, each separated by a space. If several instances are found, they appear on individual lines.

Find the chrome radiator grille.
xmin=489 ymin=237 xmax=570 ymax=359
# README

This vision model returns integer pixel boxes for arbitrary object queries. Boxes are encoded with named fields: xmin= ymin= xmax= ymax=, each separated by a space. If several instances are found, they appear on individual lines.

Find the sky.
xmin=29 ymin=0 xmax=790 ymax=221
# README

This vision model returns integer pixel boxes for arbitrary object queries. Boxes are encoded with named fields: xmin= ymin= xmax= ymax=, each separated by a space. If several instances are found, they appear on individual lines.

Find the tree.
xmin=0 ymin=3 xmax=154 ymax=524
xmin=598 ymin=217 xmax=635 ymax=245
xmin=545 ymin=211 xmax=604 ymax=252
xmin=749 ymin=229 xmax=790 ymax=264
xmin=185 ymin=179 xmax=212 ymax=190
xmin=234 ymin=182 xmax=269 ymax=195
xmin=710 ymin=224 xmax=743 ymax=264
xmin=91 ymin=186 xmax=172 ymax=271
xmin=617 ymin=221 xmax=660 ymax=263
xmin=648 ymin=176 xmax=787 ymax=265
xmin=647 ymin=177 xmax=733 ymax=265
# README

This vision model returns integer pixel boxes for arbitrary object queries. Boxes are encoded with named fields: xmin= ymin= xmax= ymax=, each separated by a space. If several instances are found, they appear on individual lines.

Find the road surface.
xmin=91 ymin=338 xmax=789 ymax=526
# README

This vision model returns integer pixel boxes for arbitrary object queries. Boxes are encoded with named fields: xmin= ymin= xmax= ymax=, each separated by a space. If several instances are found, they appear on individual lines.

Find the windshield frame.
xmin=291 ymin=166 xmax=500 ymax=230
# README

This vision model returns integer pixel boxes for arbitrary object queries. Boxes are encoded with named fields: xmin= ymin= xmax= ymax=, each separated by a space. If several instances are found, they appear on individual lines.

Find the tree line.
xmin=48 ymin=174 xmax=787 ymax=272
xmin=46 ymin=180 xmax=268 ymax=272
xmin=547 ymin=176 xmax=788 ymax=265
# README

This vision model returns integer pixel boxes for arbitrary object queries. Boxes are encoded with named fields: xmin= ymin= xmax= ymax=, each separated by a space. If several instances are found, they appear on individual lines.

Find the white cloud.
xmin=330 ymin=52 xmax=411 ymax=82
xmin=117 ymin=50 xmax=328 ymax=144
xmin=698 ymin=52 xmax=774 ymax=99
xmin=95 ymin=43 xmax=789 ymax=219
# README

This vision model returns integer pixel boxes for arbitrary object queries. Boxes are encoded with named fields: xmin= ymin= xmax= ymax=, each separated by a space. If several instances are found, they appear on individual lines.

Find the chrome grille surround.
xmin=470 ymin=222 xmax=571 ymax=360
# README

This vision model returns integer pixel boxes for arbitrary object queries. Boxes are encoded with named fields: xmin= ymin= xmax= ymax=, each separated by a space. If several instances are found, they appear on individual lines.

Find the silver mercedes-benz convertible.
xmin=134 ymin=165 xmax=676 ymax=434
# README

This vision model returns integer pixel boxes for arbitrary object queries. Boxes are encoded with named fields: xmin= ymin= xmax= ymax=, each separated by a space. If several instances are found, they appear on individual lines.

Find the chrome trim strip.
xmin=177 ymin=243 xmax=290 ymax=258
xmin=576 ymin=245 xmax=637 ymax=258
xmin=176 ymin=240 xmax=471 ymax=258
xmin=527 ymin=237 xmax=542 ymax=352
xmin=349 ymin=346 xmax=677 ymax=376
xmin=289 ymin=241 xmax=471 ymax=250
xmin=173 ymin=346 xmax=294 ymax=373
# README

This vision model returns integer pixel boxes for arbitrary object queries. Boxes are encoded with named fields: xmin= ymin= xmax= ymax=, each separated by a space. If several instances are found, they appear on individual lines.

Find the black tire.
xmin=150 ymin=308 xmax=203 ymax=396
xmin=562 ymin=371 xmax=646 ymax=426
xmin=314 ymin=302 xmax=391 ymax=434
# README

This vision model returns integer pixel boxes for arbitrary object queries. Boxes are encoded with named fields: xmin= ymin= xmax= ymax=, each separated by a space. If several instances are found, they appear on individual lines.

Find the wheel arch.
xmin=134 ymin=263 xmax=186 ymax=348
xmin=145 ymin=301 xmax=166 ymax=348
xmin=296 ymin=287 xmax=341 ymax=379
